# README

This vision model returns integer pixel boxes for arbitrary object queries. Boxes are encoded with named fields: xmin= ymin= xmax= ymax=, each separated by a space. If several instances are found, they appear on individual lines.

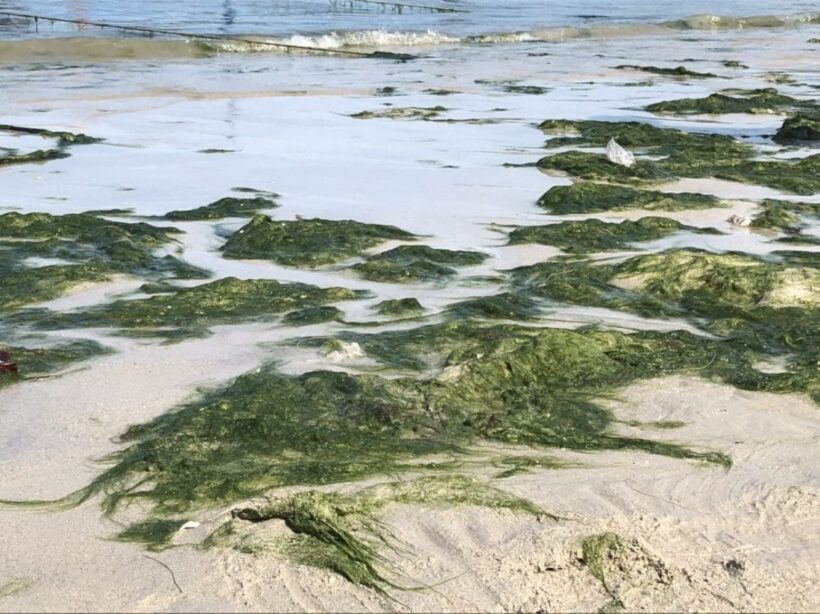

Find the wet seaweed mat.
xmin=0 ymin=123 xmax=99 ymax=167
xmin=0 ymin=340 xmax=110 ymax=390
xmin=645 ymin=88 xmax=816 ymax=116
xmin=536 ymin=183 xmax=722 ymax=214
xmin=221 ymin=215 xmax=416 ymax=267
xmin=164 ymin=195 xmax=280 ymax=221
xmin=352 ymin=245 xmax=488 ymax=283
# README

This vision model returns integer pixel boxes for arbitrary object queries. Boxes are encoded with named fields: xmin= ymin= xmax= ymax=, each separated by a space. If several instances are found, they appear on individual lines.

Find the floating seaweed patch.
xmin=0 ymin=340 xmax=110 ymax=389
xmin=773 ymin=112 xmax=820 ymax=144
xmin=751 ymin=199 xmax=820 ymax=231
xmin=372 ymin=298 xmax=425 ymax=316
xmin=33 ymin=277 xmax=367 ymax=338
xmin=614 ymin=64 xmax=717 ymax=79
xmin=0 ymin=124 xmax=99 ymax=168
xmin=350 ymin=106 xmax=447 ymax=120
xmin=281 ymin=305 xmax=345 ymax=327
xmin=165 ymin=196 xmax=280 ymax=221
xmin=508 ymin=217 xmax=721 ymax=253
xmin=536 ymin=183 xmax=723 ymax=214
xmin=444 ymin=292 xmax=542 ymax=320
xmin=352 ymin=245 xmax=488 ymax=284
xmin=645 ymin=88 xmax=814 ymax=115
xmin=502 ymin=85 xmax=549 ymax=95
xmin=221 ymin=215 xmax=416 ymax=267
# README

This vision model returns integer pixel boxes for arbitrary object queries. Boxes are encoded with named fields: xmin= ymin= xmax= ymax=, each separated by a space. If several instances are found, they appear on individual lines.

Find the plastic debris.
xmin=0 ymin=350 xmax=17 ymax=374
xmin=180 ymin=521 xmax=200 ymax=530
xmin=606 ymin=138 xmax=636 ymax=167
xmin=325 ymin=341 xmax=365 ymax=362
xmin=727 ymin=214 xmax=752 ymax=227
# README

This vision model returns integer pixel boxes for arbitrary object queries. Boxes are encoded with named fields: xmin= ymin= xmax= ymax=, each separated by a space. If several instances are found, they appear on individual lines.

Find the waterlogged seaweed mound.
xmin=165 ymin=196 xmax=280 ymax=221
xmin=507 ymin=217 xmax=719 ymax=253
xmin=0 ymin=124 xmax=100 ymax=168
xmin=751 ymin=199 xmax=820 ymax=231
xmin=510 ymin=250 xmax=820 ymax=400
xmin=353 ymin=245 xmax=488 ymax=283
xmin=37 ymin=277 xmax=367 ymax=337
xmin=35 ymin=321 xmax=736 ymax=522
xmin=773 ymin=112 xmax=820 ymax=144
xmin=645 ymin=89 xmax=811 ymax=115
xmin=614 ymin=65 xmax=716 ymax=78
xmin=536 ymin=183 xmax=722 ymax=214
xmin=0 ymin=340 xmax=109 ymax=389
xmin=350 ymin=106 xmax=447 ymax=120
xmin=536 ymin=120 xmax=820 ymax=194
xmin=222 ymin=215 xmax=416 ymax=267
xmin=373 ymin=298 xmax=425 ymax=316
xmin=0 ymin=212 xmax=206 ymax=311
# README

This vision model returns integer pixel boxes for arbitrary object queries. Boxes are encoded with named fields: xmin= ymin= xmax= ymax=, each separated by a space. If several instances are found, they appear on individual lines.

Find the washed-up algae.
xmin=614 ymin=65 xmax=717 ymax=79
xmin=508 ymin=217 xmax=720 ymax=253
xmin=536 ymin=119 xmax=820 ymax=194
xmin=281 ymin=306 xmax=344 ymax=327
xmin=0 ymin=340 xmax=110 ymax=390
xmin=751 ymin=199 xmax=820 ymax=231
xmin=34 ymin=277 xmax=367 ymax=337
xmin=773 ymin=112 xmax=820 ymax=144
xmin=645 ymin=89 xmax=812 ymax=115
xmin=509 ymin=250 xmax=820 ymax=400
xmin=0 ymin=212 xmax=206 ymax=311
xmin=164 ymin=196 xmax=280 ymax=221
xmin=445 ymin=292 xmax=542 ymax=321
xmin=536 ymin=183 xmax=722 ymax=214
xmin=221 ymin=215 xmax=416 ymax=267
xmin=352 ymin=245 xmax=488 ymax=283
xmin=502 ymin=85 xmax=549 ymax=95
xmin=373 ymin=298 xmax=425 ymax=317
xmin=350 ymin=106 xmax=446 ymax=120
xmin=0 ymin=124 xmax=99 ymax=167
xmin=581 ymin=532 xmax=672 ymax=610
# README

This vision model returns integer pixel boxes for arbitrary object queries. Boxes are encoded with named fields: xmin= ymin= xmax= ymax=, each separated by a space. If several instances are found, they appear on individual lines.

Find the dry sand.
xmin=1 ymin=345 xmax=818 ymax=612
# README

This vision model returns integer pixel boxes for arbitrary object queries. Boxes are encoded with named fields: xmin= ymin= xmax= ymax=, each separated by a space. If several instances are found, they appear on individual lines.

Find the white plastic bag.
xmin=606 ymin=138 xmax=636 ymax=167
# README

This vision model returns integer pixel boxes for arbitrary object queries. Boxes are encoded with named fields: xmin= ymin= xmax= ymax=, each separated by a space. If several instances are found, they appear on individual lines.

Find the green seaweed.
xmin=36 ymin=277 xmax=367 ymax=336
xmin=165 ymin=196 xmax=280 ymax=221
xmin=221 ymin=215 xmax=416 ymax=267
xmin=508 ymin=217 xmax=720 ymax=253
xmin=445 ymin=292 xmax=542 ymax=320
xmin=751 ymin=199 xmax=820 ymax=231
xmin=0 ymin=124 xmax=100 ymax=146
xmin=503 ymin=85 xmax=549 ymax=95
xmin=281 ymin=306 xmax=344 ymax=327
xmin=115 ymin=519 xmax=186 ymax=552
xmin=614 ymin=64 xmax=717 ymax=78
xmin=646 ymin=88 xmax=812 ymax=115
xmin=0 ymin=149 xmax=67 ymax=167
xmin=773 ymin=112 xmax=820 ymax=144
xmin=0 ymin=340 xmax=110 ymax=389
xmin=353 ymin=245 xmax=488 ymax=284
xmin=536 ymin=183 xmax=722 ymax=214
xmin=350 ymin=106 xmax=447 ymax=120
xmin=373 ymin=298 xmax=425 ymax=316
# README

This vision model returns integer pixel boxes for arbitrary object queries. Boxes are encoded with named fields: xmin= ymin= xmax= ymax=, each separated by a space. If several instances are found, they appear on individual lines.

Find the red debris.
xmin=0 ymin=350 xmax=17 ymax=373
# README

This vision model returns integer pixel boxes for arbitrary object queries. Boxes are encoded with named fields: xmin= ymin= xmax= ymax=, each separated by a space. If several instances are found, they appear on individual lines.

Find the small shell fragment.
xmin=180 ymin=521 xmax=201 ymax=530
xmin=606 ymin=138 xmax=636 ymax=167
xmin=727 ymin=214 xmax=752 ymax=227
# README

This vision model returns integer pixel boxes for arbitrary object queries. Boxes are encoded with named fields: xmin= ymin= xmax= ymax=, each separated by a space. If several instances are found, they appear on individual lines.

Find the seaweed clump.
xmin=0 ymin=340 xmax=109 ymax=390
xmin=165 ymin=196 xmax=280 ymax=221
xmin=750 ymin=199 xmax=820 ymax=231
xmin=536 ymin=119 xmax=820 ymax=194
xmin=373 ymin=298 xmax=425 ymax=316
xmin=536 ymin=183 xmax=721 ymax=214
xmin=0 ymin=124 xmax=99 ymax=168
xmin=350 ymin=106 xmax=446 ymax=120
xmin=645 ymin=89 xmax=810 ymax=115
xmin=37 ymin=277 xmax=367 ymax=339
xmin=773 ymin=112 xmax=820 ymax=144
xmin=221 ymin=215 xmax=416 ymax=267
xmin=0 ymin=212 xmax=206 ymax=311
xmin=352 ymin=245 xmax=488 ymax=283
xmin=508 ymin=217 xmax=719 ymax=253
xmin=614 ymin=65 xmax=717 ymax=79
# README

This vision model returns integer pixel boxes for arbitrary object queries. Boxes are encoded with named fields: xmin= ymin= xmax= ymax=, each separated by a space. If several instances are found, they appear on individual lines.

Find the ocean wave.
xmin=0 ymin=12 xmax=817 ymax=63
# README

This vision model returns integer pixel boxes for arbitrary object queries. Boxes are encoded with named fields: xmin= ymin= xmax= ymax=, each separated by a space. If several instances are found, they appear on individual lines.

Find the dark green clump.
xmin=36 ymin=277 xmax=367 ymax=337
xmin=0 ymin=124 xmax=99 ymax=167
xmin=0 ymin=212 xmax=206 ymax=311
xmin=373 ymin=298 xmax=425 ymax=316
xmin=537 ymin=183 xmax=722 ymax=214
xmin=0 ymin=149 xmax=67 ymax=167
xmin=116 ymin=519 xmax=186 ymax=551
xmin=721 ymin=60 xmax=748 ymax=69
xmin=445 ymin=292 xmax=542 ymax=320
xmin=353 ymin=245 xmax=488 ymax=284
xmin=221 ymin=215 xmax=416 ymax=267
xmin=165 ymin=196 xmax=280 ymax=221
xmin=536 ymin=120 xmax=820 ymax=194
xmin=503 ymin=85 xmax=549 ymax=95
xmin=350 ymin=106 xmax=446 ymax=120
xmin=281 ymin=306 xmax=344 ymax=327
xmin=614 ymin=64 xmax=717 ymax=79
xmin=646 ymin=88 xmax=810 ymax=115
xmin=773 ymin=112 xmax=820 ymax=144
xmin=751 ymin=199 xmax=820 ymax=231
xmin=0 ymin=340 xmax=110 ymax=389
xmin=36 ymin=321 xmax=736 ymax=519
xmin=508 ymin=217 xmax=719 ymax=253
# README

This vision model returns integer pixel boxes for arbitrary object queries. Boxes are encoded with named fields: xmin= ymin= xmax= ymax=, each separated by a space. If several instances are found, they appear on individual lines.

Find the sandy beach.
xmin=1 ymin=2 xmax=818 ymax=611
